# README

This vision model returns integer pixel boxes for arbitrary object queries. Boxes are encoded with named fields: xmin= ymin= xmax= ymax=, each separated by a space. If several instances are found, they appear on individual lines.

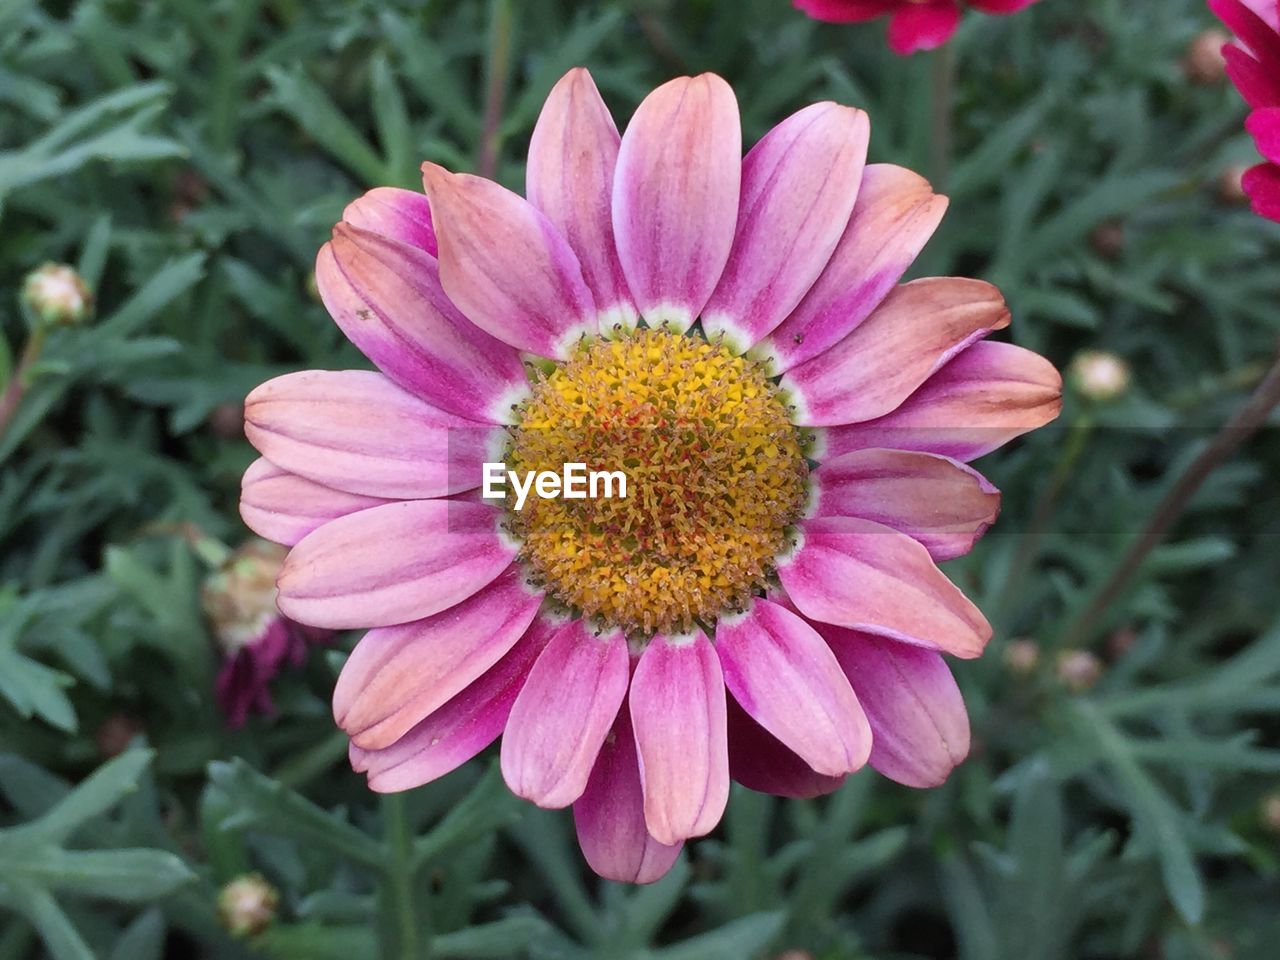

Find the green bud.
xmin=20 ymin=263 xmax=93 ymax=327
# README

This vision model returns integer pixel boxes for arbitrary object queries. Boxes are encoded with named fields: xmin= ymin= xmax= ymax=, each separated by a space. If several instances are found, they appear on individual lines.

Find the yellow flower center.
xmin=506 ymin=328 xmax=809 ymax=637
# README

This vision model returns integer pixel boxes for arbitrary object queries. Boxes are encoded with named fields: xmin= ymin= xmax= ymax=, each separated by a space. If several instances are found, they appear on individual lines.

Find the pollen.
xmin=505 ymin=328 xmax=809 ymax=637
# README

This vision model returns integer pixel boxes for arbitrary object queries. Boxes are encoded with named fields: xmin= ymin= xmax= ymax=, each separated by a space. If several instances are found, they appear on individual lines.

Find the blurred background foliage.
xmin=2 ymin=0 xmax=1279 ymax=957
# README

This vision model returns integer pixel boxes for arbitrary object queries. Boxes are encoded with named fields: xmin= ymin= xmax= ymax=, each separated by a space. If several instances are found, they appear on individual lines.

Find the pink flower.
xmin=1211 ymin=0 xmax=1280 ymax=220
xmin=203 ymin=540 xmax=331 ymax=729
xmin=239 ymin=69 xmax=1061 ymax=883
xmin=793 ymin=0 xmax=1042 ymax=55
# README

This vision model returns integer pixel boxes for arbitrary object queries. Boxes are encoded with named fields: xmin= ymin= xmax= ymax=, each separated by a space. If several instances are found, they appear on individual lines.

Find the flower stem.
xmin=476 ymin=0 xmax=514 ymax=180
xmin=995 ymin=412 xmax=1094 ymax=623
xmin=1060 ymin=347 xmax=1280 ymax=647
xmin=928 ymin=42 xmax=956 ymax=188
xmin=379 ymin=793 xmax=430 ymax=960
xmin=0 ymin=325 xmax=48 ymax=440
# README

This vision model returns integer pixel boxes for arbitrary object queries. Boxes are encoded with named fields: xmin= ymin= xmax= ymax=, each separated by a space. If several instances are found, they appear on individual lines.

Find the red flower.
xmin=1211 ymin=0 xmax=1280 ymax=221
xmin=793 ymin=0 xmax=1041 ymax=55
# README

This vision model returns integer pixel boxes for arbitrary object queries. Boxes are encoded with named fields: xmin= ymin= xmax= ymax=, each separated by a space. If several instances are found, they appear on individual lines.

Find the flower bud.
xmin=1069 ymin=350 xmax=1131 ymax=403
xmin=1003 ymin=638 xmax=1041 ymax=675
xmin=208 ymin=401 xmax=245 ymax=440
xmin=95 ymin=714 xmax=145 ymax=758
xmin=1089 ymin=221 xmax=1125 ymax=260
xmin=1219 ymin=164 xmax=1250 ymax=206
xmin=217 ymin=873 xmax=279 ymax=937
xmin=1183 ymin=28 xmax=1230 ymax=85
xmin=1055 ymin=649 xmax=1103 ymax=693
xmin=1261 ymin=791 xmax=1280 ymax=834
xmin=201 ymin=540 xmax=288 ymax=657
xmin=1107 ymin=626 xmax=1138 ymax=660
xmin=21 ymin=263 xmax=93 ymax=327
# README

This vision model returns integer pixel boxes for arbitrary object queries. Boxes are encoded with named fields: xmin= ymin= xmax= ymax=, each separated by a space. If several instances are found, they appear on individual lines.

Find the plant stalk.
xmin=0 ymin=326 xmax=48 ymax=440
xmin=1061 ymin=348 xmax=1280 ymax=647
xmin=928 ymin=42 xmax=956 ymax=188
xmin=476 ymin=0 xmax=514 ymax=180
xmin=379 ymin=793 xmax=430 ymax=960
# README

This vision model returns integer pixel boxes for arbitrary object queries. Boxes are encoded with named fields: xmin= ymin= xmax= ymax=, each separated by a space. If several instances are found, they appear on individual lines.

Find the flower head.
xmin=240 ymin=68 xmax=1061 ymax=883
xmin=202 ymin=539 xmax=330 ymax=728
xmin=21 ymin=263 xmax=92 ymax=327
xmin=793 ymin=0 xmax=1042 ymax=55
xmin=1068 ymin=350 xmax=1131 ymax=403
xmin=1211 ymin=0 xmax=1280 ymax=220
xmin=217 ymin=874 xmax=279 ymax=937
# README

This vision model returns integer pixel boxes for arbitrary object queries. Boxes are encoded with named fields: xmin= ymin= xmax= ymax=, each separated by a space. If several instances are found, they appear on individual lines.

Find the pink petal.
xmin=629 ymin=631 xmax=729 ymax=845
xmin=318 ymin=229 xmax=528 ymax=424
xmin=1223 ymin=43 xmax=1280 ymax=110
xmin=821 ymin=625 xmax=970 ymax=788
xmin=782 ymin=277 xmax=1010 ymax=427
xmin=714 ymin=599 xmax=870 ymax=777
xmin=811 ymin=449 xmax=1000 ymax=561
xmin=574 ymin=702 xmax=683 ymax=884
xmin=777 ymin=517 xmax=992 ymax=658
xmin=819 ymin=340 xmax=1063 ymax=463
xmin=1212 ymin=0 xmax=1280 ymax=84
xmin=612 ymin=74 xmax=742 ymax=332
xmin=760 ymin=164 xmax=947 ymax=374
xmin=277 ymin=499 xmax=517 ymax=630
xmin=887 ymin=1 xmax=962 ymax=55
xmin=701 ymin=102 xmax=869 ymax=352
xmin=333 ymin=566 xmax=543 ymax=751
xmin=421 ymin=163 xmax=595 ymax=360
xmin=353 ymin=613 xmax=563 ymax=791
xmin=527 ymin=68 xmax=638 ymax=334
xmin=349 ymin=613 xmax=561 ymax=792
xmin=792 ymin=1 xmax=899 ymax=24
xmin=244 ymin=370 xmax=498 ymax=500
xmin=970 ymin=0 xmax=1040 ymax=12
xmin=240 ymin=457 xmax=390 ymax=546
xmin=340 ymin=187 xmax=437 ymax=255
xmin=1243 ymin=161 xmax=1280 ymax=221
xmin=1247 ymin=107 xmax=1280 ymax=163
xmin=501 ymin=620 xmax=630 ymax=808
xmin=725 ymin=696 xmax=846 ymax=798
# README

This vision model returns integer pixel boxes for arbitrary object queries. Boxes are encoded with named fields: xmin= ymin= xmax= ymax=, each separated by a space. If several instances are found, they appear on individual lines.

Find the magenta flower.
xmin=1211 ymin=0 xmax=1280 ymax=221
xmin=203 ymin=539 xmax=331 ymax=729
xmin=239 ymin=69 xmax=1061 ymax=883
xmin=793 ymin=0 xmax=1042 ymax=55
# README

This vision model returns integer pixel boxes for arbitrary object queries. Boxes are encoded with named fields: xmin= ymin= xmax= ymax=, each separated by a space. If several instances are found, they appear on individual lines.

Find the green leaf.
xmin=1 ymin=847 xmax=193 ymax=902
xmin=4 ymin=749 xmax=153 ymax=847
xmin=653 ymin=912 xmax=785 ymax=960
xmin=0 ymin=82 xmax=185 ymax=196
xmin=1070 ymin=703 xmax=1204 ymax=924
xmin=0 ymin=884 xmax=95 ymax=960
xmin=431 ymin=916 xmax=556 ymax=958
xmin=207 ymin=759 xmax=382 ymax=870
xmin=265 ymin=66 xmax=386 ymax=184
xmin=107 ymin=909 xmax=166 ymax=960
xmin=413 ymin=764 xmax=523 ymax=868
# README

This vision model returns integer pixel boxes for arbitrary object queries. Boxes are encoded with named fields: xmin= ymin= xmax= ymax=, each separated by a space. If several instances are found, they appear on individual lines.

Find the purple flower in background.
xmin=203 ymin=539 xmax=330 ymax=728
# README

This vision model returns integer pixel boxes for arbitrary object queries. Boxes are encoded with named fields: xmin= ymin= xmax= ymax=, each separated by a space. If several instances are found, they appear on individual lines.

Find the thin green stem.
xmin=928 ymin=43 xmax=956 ymax=188
xmin=379 ymin=793 xmax=429 ymax=959
xmin=476 ymin=0 xmax=514 ymax=180
xmin=1060 ymin=347 xmax=1280 ymax=648
xmin=0 ymin=325 xmax=49 ymax=440
xmin=995 ymin=412 xmax=1094 ymax=623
